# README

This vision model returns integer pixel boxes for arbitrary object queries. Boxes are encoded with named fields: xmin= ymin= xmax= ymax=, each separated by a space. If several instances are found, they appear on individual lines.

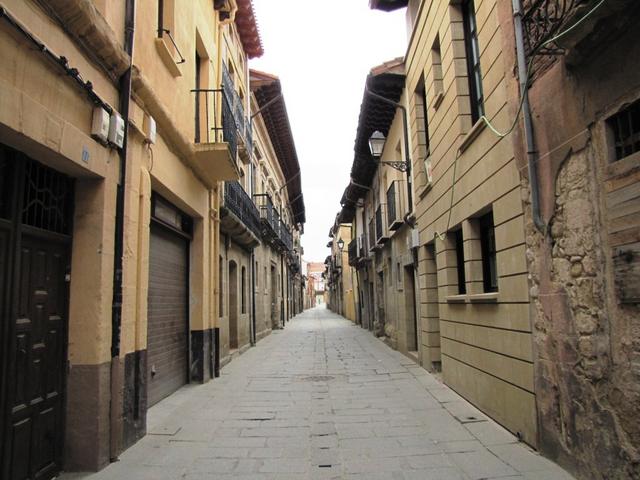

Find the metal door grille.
xmin=21 ymin=159 xmax=74 ymax=234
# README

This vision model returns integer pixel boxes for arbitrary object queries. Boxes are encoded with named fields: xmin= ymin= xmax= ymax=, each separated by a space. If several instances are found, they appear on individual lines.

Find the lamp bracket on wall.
xmin=375 ymin=160 xmax=409 ymax=172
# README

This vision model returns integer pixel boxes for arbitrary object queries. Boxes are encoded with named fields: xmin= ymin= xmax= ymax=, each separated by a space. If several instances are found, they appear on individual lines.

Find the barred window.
xmin=608 ymin=99 xmax=640 ymax=161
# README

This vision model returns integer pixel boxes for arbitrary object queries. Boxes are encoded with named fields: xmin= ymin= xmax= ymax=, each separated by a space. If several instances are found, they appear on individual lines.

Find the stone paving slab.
xmin=59 ymin=306 xmax=575 ymax=480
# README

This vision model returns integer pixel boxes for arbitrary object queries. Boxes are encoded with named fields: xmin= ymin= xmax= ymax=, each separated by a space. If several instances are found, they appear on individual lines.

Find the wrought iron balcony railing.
xmin=368 ymin=218 xmax=376 ymax=252
xmin=253 ymin=193 xmax=279 ymax=240
xmin=279 ymin=221 xmax=293 ymax=252
xmin=386 ymin=180 xmax=405 ymax=231
xmin=375 ymin=204 xmax=389 ymax=245
xmin=222 ymin=63 xmax=252 ymax=151
xmin=348 ymin=238 xmax=358 ymax=266
xmin=191 ymin=88 xmax=238 ymax=161
xmin=223 ymin=181 xmax=261 ymax=238
xmin=522 ymin=0 xmax=587 ymax=56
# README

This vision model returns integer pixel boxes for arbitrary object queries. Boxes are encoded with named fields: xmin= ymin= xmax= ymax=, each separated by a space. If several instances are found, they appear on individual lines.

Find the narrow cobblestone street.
xmin=61 ymin=306 xmax=573 ymax=480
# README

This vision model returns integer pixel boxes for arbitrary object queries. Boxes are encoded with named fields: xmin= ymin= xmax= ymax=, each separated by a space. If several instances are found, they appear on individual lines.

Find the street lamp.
xmin=368 ymin=130 xmax=386 ymax=158
xmin=337 ymin=238 xmax=345 ymax=251
xmin=368 ymin=129 xmax=409 ymax=173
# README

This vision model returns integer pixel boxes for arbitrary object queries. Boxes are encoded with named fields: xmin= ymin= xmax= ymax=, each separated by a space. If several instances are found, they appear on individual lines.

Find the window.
xmin=387 ymin=258 xmax=393 ymax=286
xmin=195 ymin=51 xmax=203 ymax=143
xmin=415 ymin=78 xmax=431 ymax=183
xmin=157 ymin=0 xmax=174 ymax=37
xmin=241 ymin=266 xmax=246 ymax=313
xmin=462 ymin=0 xmax=484 ymax=124
xmin=455 ymin=229 xmax=466 ymax=294
xmin=607 ymin=98 xmax=640 ymax=161
xmin=397 ymin=262 xmax=402 ymax=289
xmin=431 ymin=35 xmax=443 ymax=98
xmin=479 ymin=212 xmax=498 ymax=292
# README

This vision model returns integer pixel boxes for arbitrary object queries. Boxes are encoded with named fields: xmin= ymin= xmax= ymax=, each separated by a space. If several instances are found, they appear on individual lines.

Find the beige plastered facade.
xmin=404 ymin=0 xmax=535 ymax=446
xmin=0 ymin=0 xmax=304 ymax=475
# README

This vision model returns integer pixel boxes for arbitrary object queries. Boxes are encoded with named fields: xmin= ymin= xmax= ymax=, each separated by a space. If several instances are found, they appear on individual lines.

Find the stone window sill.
xmin=445 ymin=292 xmax=499 ymax=304
xmin=468 ymin=292 xmax=499 ymax=303
xmin=432 ymin=90 xmax=444 ymax=111
xmin=446 ymin=294 xmax=467 ymax=304
xmin=459 ymin=117 xmax=487 ymax=153
xmin=418 ymin=181 xmax=432 ymax=199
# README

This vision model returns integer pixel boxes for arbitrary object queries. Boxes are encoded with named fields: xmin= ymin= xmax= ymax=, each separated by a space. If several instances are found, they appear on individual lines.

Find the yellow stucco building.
xmin=0 ymin=1 xmax=304 ymax=478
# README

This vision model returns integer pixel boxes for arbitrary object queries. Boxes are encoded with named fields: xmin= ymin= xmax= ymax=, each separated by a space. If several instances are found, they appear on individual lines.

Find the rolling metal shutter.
xmin=147 ymin=223 xmax=189 ymax=406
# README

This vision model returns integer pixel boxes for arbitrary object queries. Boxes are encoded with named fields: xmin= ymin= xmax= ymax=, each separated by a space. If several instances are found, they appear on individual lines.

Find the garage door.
xmin=147 ymin=220 xmax=189 ymax=407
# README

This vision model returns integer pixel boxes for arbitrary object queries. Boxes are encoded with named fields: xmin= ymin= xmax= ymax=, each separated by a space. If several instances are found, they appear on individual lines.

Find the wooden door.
xmin=1 ymin=148 xmax=73 ymax=480
xmin=6 ymin=234 xmax=69 ymax=480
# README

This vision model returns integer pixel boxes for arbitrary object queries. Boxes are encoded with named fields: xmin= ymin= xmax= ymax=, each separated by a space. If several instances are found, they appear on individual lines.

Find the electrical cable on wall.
xmin=480 ymin=0 xmax=606 ymax=138
xmin=433 ymin=0 xmax=607 ymax=242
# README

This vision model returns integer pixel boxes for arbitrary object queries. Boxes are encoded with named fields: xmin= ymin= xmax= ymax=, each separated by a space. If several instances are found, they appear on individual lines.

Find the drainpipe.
xmin=110 ymin=0 xmax=135 ymax=462
xmin=512 ymin=0 xmax=545 ymax=233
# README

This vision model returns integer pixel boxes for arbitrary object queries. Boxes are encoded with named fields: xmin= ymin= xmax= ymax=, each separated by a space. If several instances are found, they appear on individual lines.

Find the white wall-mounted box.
xmin=143 ymin=114 xmax=157 ymax=144
xmin=91 ymin=107 xmax=110 ymax=144
xmin=108 ymin=112 xmax=125 ymax=148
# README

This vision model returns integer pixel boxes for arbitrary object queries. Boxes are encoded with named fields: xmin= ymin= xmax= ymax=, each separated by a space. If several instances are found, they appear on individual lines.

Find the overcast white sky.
xmin=250 ymin=1 xmax=408 ymax=263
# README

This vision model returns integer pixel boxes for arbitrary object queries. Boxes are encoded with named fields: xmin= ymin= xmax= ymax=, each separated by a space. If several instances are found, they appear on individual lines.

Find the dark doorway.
xmin=1 ymin=147 xmax=73 ymax=480
xmin=228 ymin=260 xmax=238 ymax=350
xmin=404 ymin=265 xmax=418 ymax=352
xmin=270 ymin=265 xmax=277 ymax=328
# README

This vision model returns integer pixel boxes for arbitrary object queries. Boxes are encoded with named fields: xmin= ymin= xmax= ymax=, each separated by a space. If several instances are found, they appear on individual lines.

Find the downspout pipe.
xmin=364 ymin=87 xmax=413 ymax=214
xmin=111 ymin=0 xmax=135 ymax=359
xmin=110 ymin=0 xmax=135 ymax=462
xmin=513 ymin=0 xmax=545 ymax=233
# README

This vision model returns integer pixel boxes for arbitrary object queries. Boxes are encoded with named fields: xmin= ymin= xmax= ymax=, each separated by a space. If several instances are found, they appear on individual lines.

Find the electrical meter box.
xmin=143 ymin=114 xmax=157 ymax=144
xmin=108 ymin=112 xmax=125 ymax=148
xmin=91 ymin=107 xmax=110 ymax=144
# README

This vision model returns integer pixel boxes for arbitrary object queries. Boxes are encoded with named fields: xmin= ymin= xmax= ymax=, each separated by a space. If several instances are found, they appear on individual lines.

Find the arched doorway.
xmin=228 ymin=260 xmax=238 ymax=350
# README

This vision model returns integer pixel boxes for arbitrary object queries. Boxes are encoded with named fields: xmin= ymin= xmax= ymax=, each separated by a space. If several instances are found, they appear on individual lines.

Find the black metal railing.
xmin=254 ymin=193 xmax=293 ymax=251
xmin=253 ymin=193 xmax=279 ymax=237
xmin=280 ymin=221 xmax=293 ymax=251
xmin=386 ymin=180 xmax=405 ymax=230
xmin=224 ymin=181 xmax=261 ymax=238
xmin=387 ymin=182 xmax=397 ymax=227
xmin=522 ymin=0 xmax=584 ymax=56
xmin=222 ymin=63 xmax=252 ymax=150
xmin=368 ymin=219 xmax=376 ymax=251
xmin=191 ymin=88 xmax=238 ymax=160
xmin=375 ymin=205 xmax=389 ymax=244
xmin=348 ymin=239 xmax=358 ymax=266
xmin=157 ymin=28 xmax=186 ymax=64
